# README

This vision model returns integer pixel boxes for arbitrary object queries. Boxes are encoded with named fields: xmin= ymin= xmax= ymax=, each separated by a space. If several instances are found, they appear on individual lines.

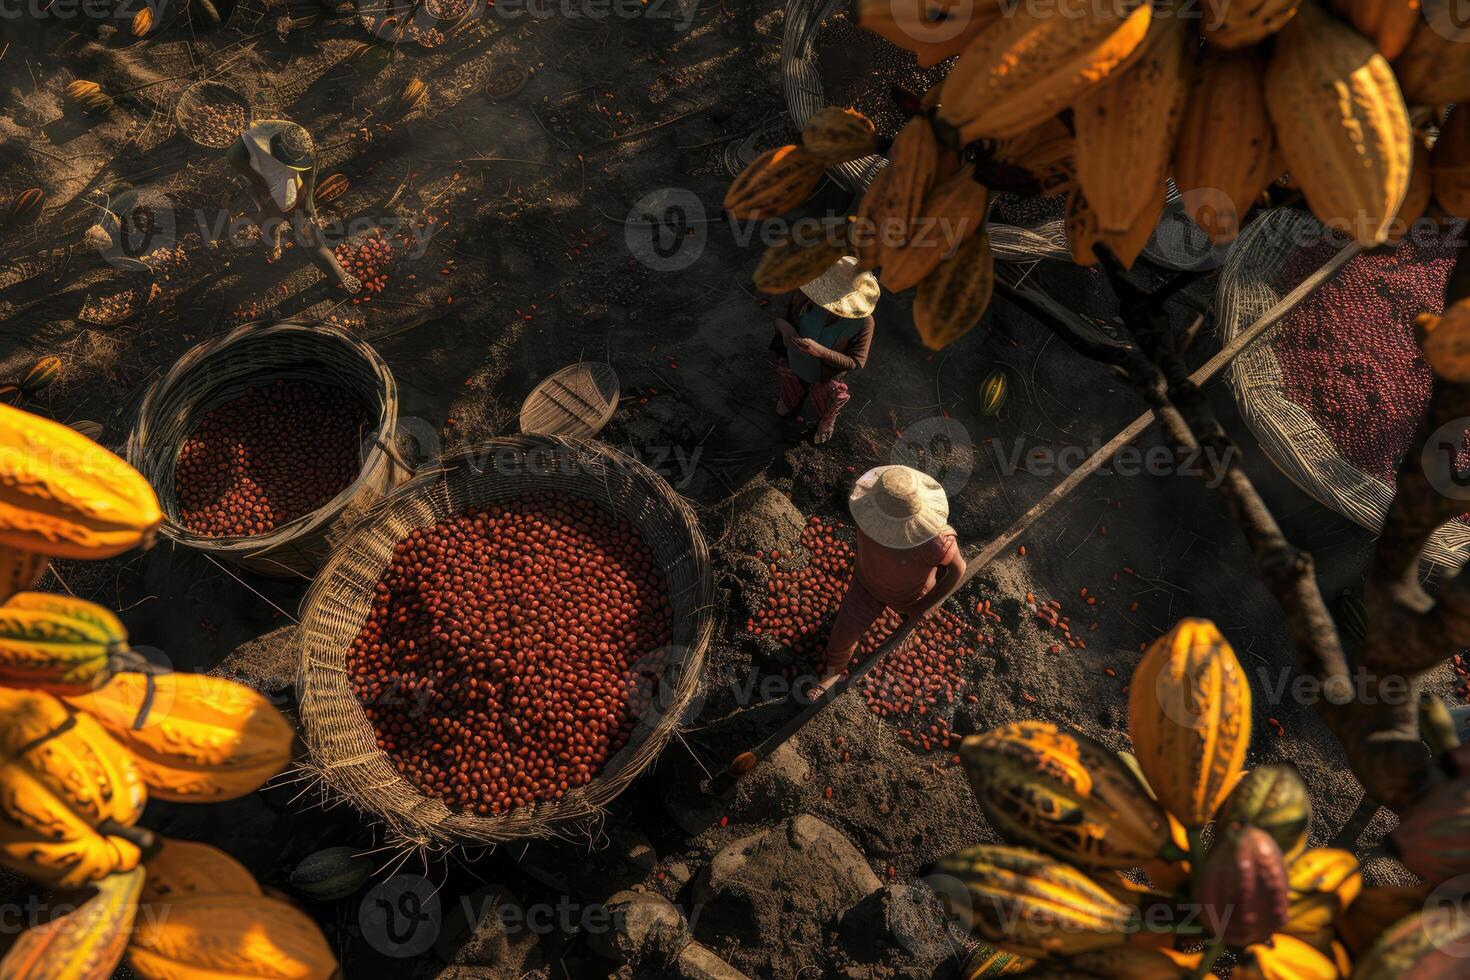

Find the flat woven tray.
xmin=519 ymin=362 xmax=620 ymax=439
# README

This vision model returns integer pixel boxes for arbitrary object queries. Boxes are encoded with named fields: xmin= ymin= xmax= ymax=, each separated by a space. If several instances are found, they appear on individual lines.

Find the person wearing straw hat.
xmin=772 ymin=256 xmax=878 ymax=444
xmin=226 ymin=119 xmax=360 ymax=293
xmin=810 ymin=465 xmax=965 ymax=699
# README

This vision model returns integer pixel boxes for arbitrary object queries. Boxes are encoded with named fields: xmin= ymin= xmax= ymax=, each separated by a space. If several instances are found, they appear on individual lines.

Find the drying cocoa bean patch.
xmin=750 ymin=516 xmax=981 ymax=753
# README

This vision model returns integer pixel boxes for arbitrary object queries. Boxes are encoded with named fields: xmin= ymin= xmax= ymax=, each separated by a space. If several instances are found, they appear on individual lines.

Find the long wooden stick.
xmin=706 ymin=240 xmax=1363 ymax=796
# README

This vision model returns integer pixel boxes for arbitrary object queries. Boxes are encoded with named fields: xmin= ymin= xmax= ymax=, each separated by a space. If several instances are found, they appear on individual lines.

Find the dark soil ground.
xmin=0 ymin=2 xmax=1456 ymax=977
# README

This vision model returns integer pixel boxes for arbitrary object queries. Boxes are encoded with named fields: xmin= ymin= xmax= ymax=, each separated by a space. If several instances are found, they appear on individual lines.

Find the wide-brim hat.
xmin=262 ymin=120 xmax=315 ymax=171
xmin=849 ymin=465 xmax=949 ymax=549
xmin=800 ymin=255 xmax=880 ymax=319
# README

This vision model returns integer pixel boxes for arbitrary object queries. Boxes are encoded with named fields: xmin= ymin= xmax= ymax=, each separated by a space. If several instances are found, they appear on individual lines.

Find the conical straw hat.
xmin=800 ymin=255 xmax=880 ymax=319
xmin=849 ymin=465 xmax=949 ymax=548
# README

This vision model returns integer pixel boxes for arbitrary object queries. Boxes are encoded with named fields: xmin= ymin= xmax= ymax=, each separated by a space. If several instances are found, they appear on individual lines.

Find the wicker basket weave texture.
xmin=175 ymin=80 xmax=252 ymax=149
xmin=1218 ymin=209 xmax=1470 ymax=571
xmin=296 ymin=436 xmax=715 ymax=845
xmin=126 ymin=321 xmax=402 ymax=578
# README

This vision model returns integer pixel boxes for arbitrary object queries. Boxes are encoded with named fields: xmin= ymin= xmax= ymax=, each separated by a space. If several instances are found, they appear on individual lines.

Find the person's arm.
xmin=791 ymin=315 xmax=874 ymax=372
xmin=907 ymin=550 xmax=967 ymax=620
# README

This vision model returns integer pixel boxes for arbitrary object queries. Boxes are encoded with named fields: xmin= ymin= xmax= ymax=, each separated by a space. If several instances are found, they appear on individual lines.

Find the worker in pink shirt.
xmin=810 ymin=465 xmax=966 ymax=699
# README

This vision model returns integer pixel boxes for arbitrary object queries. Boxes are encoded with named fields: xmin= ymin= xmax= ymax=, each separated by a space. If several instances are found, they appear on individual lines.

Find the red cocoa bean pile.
xmin=175 ymin=380 xmax=364 ymax=537
xmin=333 ymin=229 xmax=394 ymax=297
xmin=348 ymin=494 xmax=672 ymax=815
xmin=1273 ymin=235 xmax=1460 ymax=484
xmin=749 ymin=516 xmax=981 ymax=753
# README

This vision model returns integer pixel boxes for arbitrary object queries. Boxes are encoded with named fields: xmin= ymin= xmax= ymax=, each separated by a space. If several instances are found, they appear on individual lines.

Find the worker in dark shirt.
xmin=772 ymin=256 xmax=878 ymax=444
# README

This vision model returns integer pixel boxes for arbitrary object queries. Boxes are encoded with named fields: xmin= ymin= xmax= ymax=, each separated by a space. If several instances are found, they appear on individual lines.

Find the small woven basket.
xmin=175 ymin=81 xmax=251 ymax=149
xmin=126 ymin=321 xmax=404 ymax=578
xmin=295 ymin=436 xmax=715 ymax=846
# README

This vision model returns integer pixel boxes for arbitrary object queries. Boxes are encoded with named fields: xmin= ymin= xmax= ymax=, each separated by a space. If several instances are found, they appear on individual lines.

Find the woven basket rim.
xmin=1218 ymin=209 xmax=1470 ymax=572
xmin=175 ymin=80 xmax=252 ymax=148
xmin=295 ymin=436 xmax=716 ymax=845
xmin=125 ymin=320 xmax=398 ymax=562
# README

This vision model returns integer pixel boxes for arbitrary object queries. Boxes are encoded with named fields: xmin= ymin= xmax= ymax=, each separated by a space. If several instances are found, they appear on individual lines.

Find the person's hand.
xmin=791 ymin=337 xmax=821 ymax=357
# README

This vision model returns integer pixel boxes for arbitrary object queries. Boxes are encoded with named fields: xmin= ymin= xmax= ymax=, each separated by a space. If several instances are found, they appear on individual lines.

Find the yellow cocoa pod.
xmin=938 ymin=0 xmax=1153 ymax=141
xmin=993 ymin=118 xmax=1075 ymax=197
xmin=1127 ymin=618 xmax=1250 ymax=827
xmin=0 ymin=866 xmax=144 ymax=980
xmin=912 ymin=230 xmax=993 ymax=351
xmin=0 ymin=546 xmax=48 ymax=605
xmin=1387 ymin=131 xmax=1432 ymax=243
xmin=1331 ymin=0 xmax=1420 ymax=58
xmin=959 ymin=721 xmax=1177 ymax=869
xmin=143 ymin=837 xmax=262 ymax=903
xmin=856 ymin=0 xmax=1000 ymax=67
xmin=1264 ymin=0 xmax=1413 ymax=246
xmin=127 ymin=893 xmax=338 ymax=980
xmin=1102 ymin=190 xmax=1165 ymax=269
xmin=1066 ymin=184 xmax=1102 ymax=266
xmin=0 ymin=687 xmax=149 ymax=887
xmin=0 ymin=403 xmax=162 ymax=560
xmin=1066 ymin=946 xmax=1202 ymax=979
xmin=753 ymin=229 xmax=851 ymax=295
xmin=724 ymin=145 xmax=826 ymax=221
xmin=1074 ymin=7 xmax=1193 ymax=233
xmin=800 ymin=107 xmax=878 ymax=164
xmin=1393 ymin=3 xmax=1470 ymax=106
xmin=962 ymin=943 xmax=1031 ymax=976
xmin=875 ymin=116 xmax=940 ymax=267
xmin=852 ymin=165 xmax=895 ymax=270
xmin=880 ymin=165 xmax=987 ymax=292
xmin=1282 ymin=848 xmax=1362 ymax=949
xmin=64 ymin=80 xmax=113 ymax=116
xmin=1419 ymin=299 xmax=1470 ymax=382
xmin=1174 ymin=50 xmax=1278 ymax=243
xmin=1432 ymin=106 xmax=1470 ymax=220
xmin=67 ymin=672 xmax=295 ymax=803
xmin=131 ymin=5 xmax=153 ymax=35
xmin=0 ymin=591 xmax=130 ymax=695
xmin=1204 ymin=0 xmax=1302 ymax=48
xmin=934 ymin=845 xmax=1137 ymax=959
xmin=1234 ymin=933 xmax=1341 ymax=980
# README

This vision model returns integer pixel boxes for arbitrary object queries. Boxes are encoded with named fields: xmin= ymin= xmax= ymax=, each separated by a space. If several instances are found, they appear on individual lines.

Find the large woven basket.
xmin=126 ymin=321 xmax=404 ymax=579
xmin=295 ymin=436 xmax=715 ymax=846
xmin=1218 ymin=208 xmax=1470 ymax=572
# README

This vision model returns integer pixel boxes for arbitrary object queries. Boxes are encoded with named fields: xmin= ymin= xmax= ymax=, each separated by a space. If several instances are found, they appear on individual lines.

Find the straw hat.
xmin=800 ymin=256 xmax=880 ymax=319
xmin=849 ymin=465 xmax=950 ymax=549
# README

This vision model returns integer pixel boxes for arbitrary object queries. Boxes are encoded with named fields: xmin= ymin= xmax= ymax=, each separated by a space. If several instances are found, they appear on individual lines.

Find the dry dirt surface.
xmin=0 ymin=1 xmax=1450 ymax=978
